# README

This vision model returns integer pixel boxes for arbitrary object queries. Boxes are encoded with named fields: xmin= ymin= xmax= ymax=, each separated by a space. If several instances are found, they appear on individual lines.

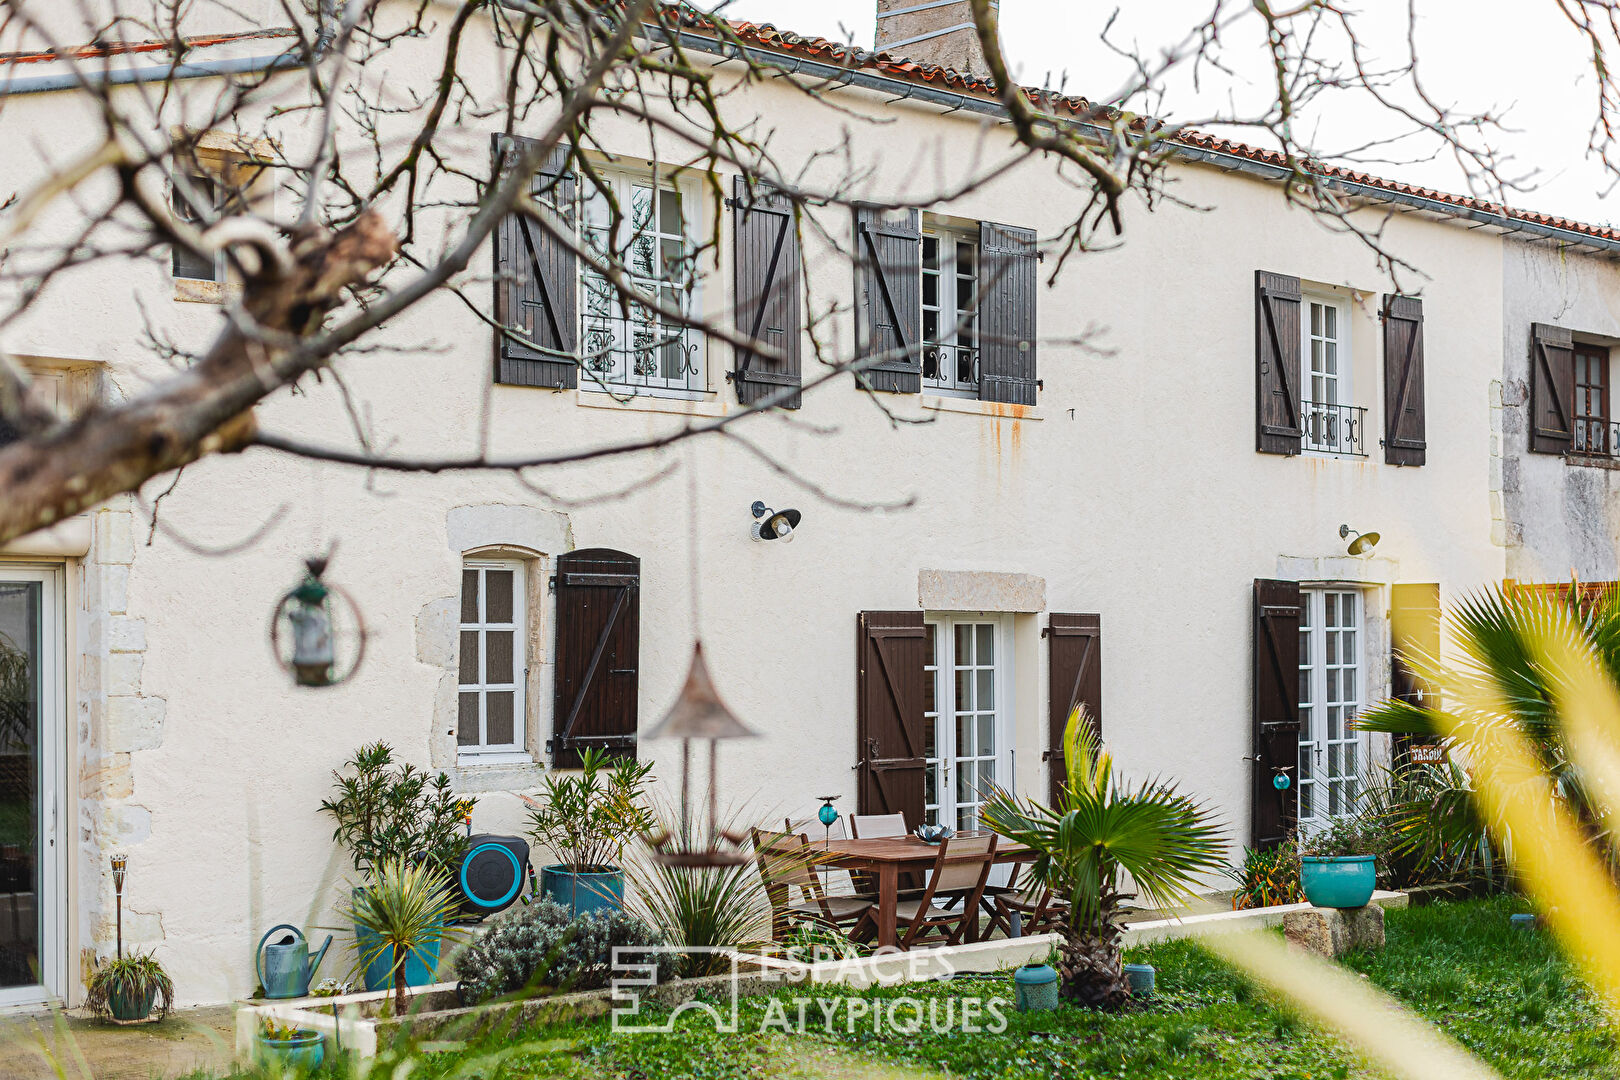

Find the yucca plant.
xmin=980 ymin=708 xmax=1226 ymax=1009
xmin=625 ymin=798 xmax=769 ymax=977
xmin=85 ymin=951 xmax=173 ymax=1022
xmin=339 ymin=857 xmax=464 ymax=1014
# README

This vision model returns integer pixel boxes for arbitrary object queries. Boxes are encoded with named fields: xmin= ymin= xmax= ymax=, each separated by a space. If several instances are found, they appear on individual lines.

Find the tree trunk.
xmin=1056 ymin=883 xmax=1130 ymax=1010
xmin=393 ymin=952 xmax=408 ymax=1016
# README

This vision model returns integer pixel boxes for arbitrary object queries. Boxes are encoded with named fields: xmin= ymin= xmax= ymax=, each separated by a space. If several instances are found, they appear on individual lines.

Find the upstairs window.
xmin=1301 ymin=294 xmax=1363 ymax=456
xmin=171 ymin=173 xmax=224 ymax=283
xmin=1573 ymin=342 xmax=1611 ymax=456
xmin=920 ymin=227 xmax=979 ymax=396
xmin=579 ymin=169 xmax=705 ymax=396
xmin=458 ymin=560 xmax=527 ymax=761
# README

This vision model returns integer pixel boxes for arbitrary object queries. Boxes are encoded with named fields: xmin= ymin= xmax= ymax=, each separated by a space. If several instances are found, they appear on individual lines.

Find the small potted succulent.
xmin=526 ymin=748 xmax=655 ymax=916
xmin=1299 ymin=818 xmax=1379 ymax=909
xmin=255 ymin=1016 xmax=325 ymax=1072
xmin=85 ymin=951 xmax=173 ymax=1023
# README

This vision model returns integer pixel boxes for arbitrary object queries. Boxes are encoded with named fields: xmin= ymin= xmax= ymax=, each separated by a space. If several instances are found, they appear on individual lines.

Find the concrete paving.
xmin=0 ymin=1006 xmax=236 ymax=1080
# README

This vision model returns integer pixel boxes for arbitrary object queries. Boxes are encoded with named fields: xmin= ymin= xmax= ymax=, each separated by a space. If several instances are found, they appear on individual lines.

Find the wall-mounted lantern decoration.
xmin=270 ymin=556 xmax=366 ymax=687
xmin=750 ymin=501 xmax=801 ymax=543
xmin=644 ymin=641 xmax=757 ymax=867
xmin=1339 ymin=524 xmax=1380 ymax=556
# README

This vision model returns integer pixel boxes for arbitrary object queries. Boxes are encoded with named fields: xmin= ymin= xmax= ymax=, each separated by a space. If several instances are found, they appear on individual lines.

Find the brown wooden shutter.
xmin=1046 ymin=613 xmax=1100 ymax=803
xmin=493 ymin=134 xmax=578 ymax=390
xmin=550 ymin=548 xmax=639 ymax=767
xmin=1530 ymin=322 xmax=1575 ymax=454
xmin=1382 ymin=295 xmax=1427 ymax=466
xmin=731 ymin=176 xmax=802 ymax=409
xmin=854 ymin=207 xmax=922 ymax=394
xmin=977 ymin=222 xmax=1038 ymax=405
xmin=1389 ymin=582 xmax=1441 ymax=765
xmin=1252 ymin=579 xmax=1301 ymax=849
xmin=1255 ymin=271 xmax=1304 ymax=455
xmin=856 ymin=611 xmax=927 ymax=830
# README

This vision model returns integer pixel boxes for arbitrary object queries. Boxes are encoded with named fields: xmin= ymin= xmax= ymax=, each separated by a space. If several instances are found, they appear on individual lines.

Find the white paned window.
xmin=1301 ymin=295 xmax=1353 ymax=453
xmin=579 ymin=169 xmax=705 ymax=396
xmin=458 ymin=560 xmax=527 ymax=760
xmin=920 ymin=227 xmax=979 ymax=396
xmin=171 ymin=173 xmax=225 ymax=282
xmin=924 ymin=616 xmax=1009 ymax=832
xmin=1298 ymin=588 xmax=1363 ymax=826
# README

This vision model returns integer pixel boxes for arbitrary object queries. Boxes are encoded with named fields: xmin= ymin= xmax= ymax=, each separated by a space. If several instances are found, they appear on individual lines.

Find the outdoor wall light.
xmin=1339 ymin=524 xmax=1381 ymax=556
xmin=750 ymin=500 xmax=801 ymax=543
xmin=110 ymin=854 xmax=127 ymax=959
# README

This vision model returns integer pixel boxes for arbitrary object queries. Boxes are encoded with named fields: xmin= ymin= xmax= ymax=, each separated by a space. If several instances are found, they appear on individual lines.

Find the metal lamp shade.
xmin=646 ymin=642 xmax=756 ymax=743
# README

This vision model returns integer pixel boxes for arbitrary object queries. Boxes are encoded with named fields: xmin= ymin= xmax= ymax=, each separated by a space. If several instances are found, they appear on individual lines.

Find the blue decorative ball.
xmin=818 ymin=804 xmax=839 ymax=827
xmin=1273 ymin=773 xmax=1292 ymax=791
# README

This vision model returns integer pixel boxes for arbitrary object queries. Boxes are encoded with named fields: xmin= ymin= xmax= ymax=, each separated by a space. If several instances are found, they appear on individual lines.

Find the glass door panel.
xmin=924 ymin=617 xmax=1009 ymax=833
xmin=0 ymin=582 xmax=40 ymax=992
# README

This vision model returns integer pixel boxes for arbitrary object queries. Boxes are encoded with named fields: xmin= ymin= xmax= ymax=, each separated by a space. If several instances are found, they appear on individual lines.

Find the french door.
xmin=1297 ymin=588 xmax=1364 ymax=829
xmin=0 ymin=567 xmax=66 ymax=1005
xmin=923 ymin=616 xmax=1011 ymax=832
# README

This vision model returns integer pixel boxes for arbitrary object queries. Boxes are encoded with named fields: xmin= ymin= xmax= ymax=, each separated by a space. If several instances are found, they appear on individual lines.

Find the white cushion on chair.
xmin=893 ymin=898 xmax=956 ymax=922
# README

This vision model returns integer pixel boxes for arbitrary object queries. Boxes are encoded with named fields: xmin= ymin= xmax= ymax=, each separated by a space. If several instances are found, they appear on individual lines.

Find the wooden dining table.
xmin=816 ymin=834 xmax=1031 ymax=949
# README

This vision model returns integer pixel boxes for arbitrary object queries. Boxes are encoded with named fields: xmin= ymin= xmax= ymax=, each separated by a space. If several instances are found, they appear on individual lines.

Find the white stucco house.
xmin=0 ymin=0 xmax=1617 ymax=1008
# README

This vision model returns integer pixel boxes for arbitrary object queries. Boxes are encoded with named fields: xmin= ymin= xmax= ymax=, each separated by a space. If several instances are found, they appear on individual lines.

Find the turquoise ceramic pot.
xmin=256 ymin=1029 xmax=325 ymax=1072
xmin=108 ymin=984 xmax=155 ymax=1022
xmin=540 ymin=865 xmax=624 ymax=916
xmin=1301 ymin=855 xmax=1377 ymax=909
xmin=1012 ymin=963 xmax=1059 ymax=1012
xmin=1122 ymin=963 xmax=1156 ymax=996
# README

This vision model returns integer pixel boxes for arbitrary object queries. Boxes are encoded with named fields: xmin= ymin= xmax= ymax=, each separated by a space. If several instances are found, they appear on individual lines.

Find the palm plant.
xmin=1357 ymin=585 xmax=1611 ymax=874
xmin=339 ymin=857 xmax=464 ymax=1014
xmin=980 ymin=708 xmax=1225 ymax=1009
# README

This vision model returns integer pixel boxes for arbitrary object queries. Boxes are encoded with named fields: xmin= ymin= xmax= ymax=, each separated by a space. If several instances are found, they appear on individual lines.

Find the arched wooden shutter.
xmin=977 ymin=222 xmax=1038 ymax=405
xmin=493 ymin=134 xmax=577 ymax=390
xmin=1390 ymin=582 xmax=1441 ymax=765
xmin=1255 ymin=271 xmax=1303 ymax=455
xmin=1252 ymin=579 xmax=1301 ymax=849
xmin=1046 ymin=613 xmax=1100 ymax=803
xmin=731 ymin=176 xmax=802 ymax=409
xmin=1530 ymin=322 xmax=1575 ymax=454
xmin=856 ymin=611 xmax=927 ymax=830
xmin=1383 ymin=295 xmax=1427 ymax=466
xmin=550 ymin=549 xmax=639 ymax=767
xmin=854 ymin=207 xmax=922 ymax=394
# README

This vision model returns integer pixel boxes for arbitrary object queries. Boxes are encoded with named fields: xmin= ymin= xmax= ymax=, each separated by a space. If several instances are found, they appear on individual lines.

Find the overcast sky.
xmin=705 ymin=1 xmax=1616 ymax=226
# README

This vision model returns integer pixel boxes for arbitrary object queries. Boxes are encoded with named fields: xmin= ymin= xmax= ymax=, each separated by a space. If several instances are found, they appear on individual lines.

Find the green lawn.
xmin=223 ymin=896 xmax=1620 ymax=1080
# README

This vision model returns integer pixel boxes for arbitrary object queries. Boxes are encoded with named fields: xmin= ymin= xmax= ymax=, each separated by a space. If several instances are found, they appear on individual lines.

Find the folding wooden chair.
xmin=751 ymin=827 xmax=875 ymax=941
xmin=850 ymin=813 xmax=908 ymax=838
xmin=987 ymin=879 xmax=1070 ymax=939
xmin=891 ymin=834 xmax=997 ymax=949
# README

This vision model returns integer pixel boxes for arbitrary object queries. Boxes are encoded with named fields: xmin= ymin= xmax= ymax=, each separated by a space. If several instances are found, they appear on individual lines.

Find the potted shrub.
xmin=85 ymin=951 xmax=173 ymax=1023
xmin=526 ymin=748 xmax=654 ymax=916
xmin=320 ymin=741 xmax=470 ymax=991
xmin=340 ymin=857 xmax=465 ymax=1014
xmin=255 ymin=1017 xmax=325 ymax=1072
xmin=1300 ymin=818 xmax=1380 ymax=909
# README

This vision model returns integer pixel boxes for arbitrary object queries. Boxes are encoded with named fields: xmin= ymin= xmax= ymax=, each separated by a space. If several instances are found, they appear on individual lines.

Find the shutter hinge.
xmin=548 ymin=574 xmax=557 ymax=593
xmin=723 ymin=197 xmax=740 ymax=209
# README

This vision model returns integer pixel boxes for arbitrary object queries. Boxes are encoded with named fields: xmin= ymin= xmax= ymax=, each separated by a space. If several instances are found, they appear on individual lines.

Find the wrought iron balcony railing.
xmin=1572 ymin=418 xmax=1620 ymax=458
xmin=1301 ymin=400 xmax=1368 ymax=457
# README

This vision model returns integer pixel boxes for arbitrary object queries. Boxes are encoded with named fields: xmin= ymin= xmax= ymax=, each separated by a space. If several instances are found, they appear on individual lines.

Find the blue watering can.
xmin=256 ymin=924 xmax=332 ymax=1000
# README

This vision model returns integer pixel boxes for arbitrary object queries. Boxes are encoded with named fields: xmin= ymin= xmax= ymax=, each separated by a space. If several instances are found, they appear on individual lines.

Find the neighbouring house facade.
xmin=1 ymin=0 xmax=1618 ymax=1008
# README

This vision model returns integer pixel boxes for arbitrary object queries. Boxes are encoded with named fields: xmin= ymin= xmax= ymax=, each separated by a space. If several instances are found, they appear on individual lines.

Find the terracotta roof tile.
xmin=680 ymin=12 xmax=1620 ymax=245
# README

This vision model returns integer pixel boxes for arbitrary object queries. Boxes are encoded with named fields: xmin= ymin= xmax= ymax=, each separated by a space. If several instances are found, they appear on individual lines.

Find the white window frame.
xmin=1300 ymin=292 xmax=1354 ymax=454
xmin=923 ymin=614 xmax=1012 ymax=832
xmin=458 ymin=559 xmax=528 ymax=763
xmin=920 ymin=223 xmax=980 ymax=398
xmin=0 ymin=564 xmax=67 ymax=1007
xmin=578 ymin=165 xmax=707 ymax=399
xmin=1297 ymin=587 xmax=1365 ymax=829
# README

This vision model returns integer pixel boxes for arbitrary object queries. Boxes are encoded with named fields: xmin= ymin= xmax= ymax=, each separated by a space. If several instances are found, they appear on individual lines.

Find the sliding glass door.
xmin=0 ymin=567 xmax=64 ymax=1004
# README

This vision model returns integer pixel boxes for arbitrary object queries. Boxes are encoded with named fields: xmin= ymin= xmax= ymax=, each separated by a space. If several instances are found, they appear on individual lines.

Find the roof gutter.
xmin=0 ymin=51 xmax=301 ymax=96
xmin=656 ymin=24 xmax=1620 ymax=257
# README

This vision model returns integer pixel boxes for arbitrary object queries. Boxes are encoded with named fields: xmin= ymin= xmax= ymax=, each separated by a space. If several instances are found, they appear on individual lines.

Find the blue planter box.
xmin=1301 ymin=855 xmax=1377 ymax=909
xmin=540 ymin=865 xmax=624 ymax=916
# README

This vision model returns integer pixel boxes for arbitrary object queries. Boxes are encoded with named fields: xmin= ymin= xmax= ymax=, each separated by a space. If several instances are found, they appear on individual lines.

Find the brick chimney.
xmin=875 ymin=0 xmax=996 ymax=77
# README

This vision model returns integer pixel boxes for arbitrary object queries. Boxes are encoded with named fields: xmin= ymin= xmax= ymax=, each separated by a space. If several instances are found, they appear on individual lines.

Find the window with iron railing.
xmin=920 ymin=228 xmax=979 ymax=396
xmin=1300 ymin=296 xmax=1368 ymax=457
xmin=1573 ymin=342 xmax=1611 ymax=456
